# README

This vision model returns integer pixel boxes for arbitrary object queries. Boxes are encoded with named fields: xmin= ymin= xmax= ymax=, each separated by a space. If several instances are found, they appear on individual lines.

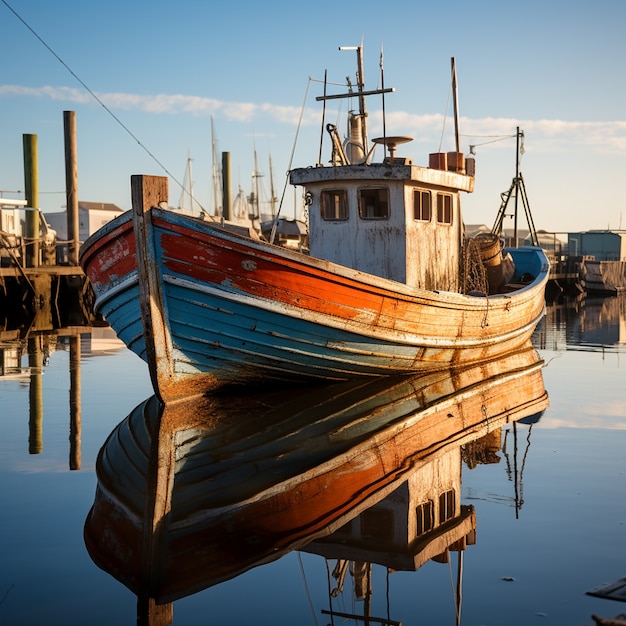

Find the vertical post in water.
xmin=64 ymin=111 xmax=80 ymax=265
xmin=28 ymin=336 xmax=43 ymax=454
xmin=69 ymin=334 xmax=82 ymax=470
xmin=23 ymin=134 xmax=39 ymax=268
xmin=222 ymin=151 xmax=231 ymax=221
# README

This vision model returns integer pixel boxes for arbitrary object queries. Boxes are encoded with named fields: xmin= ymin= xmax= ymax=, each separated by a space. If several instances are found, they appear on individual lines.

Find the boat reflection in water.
xmin=84 ymin=343 xmax=548 ymax=625
xmin=540 ymin=293 xmax=626 ymax=352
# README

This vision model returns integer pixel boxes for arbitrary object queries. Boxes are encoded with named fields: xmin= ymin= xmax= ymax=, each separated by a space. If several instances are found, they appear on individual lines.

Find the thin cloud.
xmin=0 ymin=84 xmax=91 ymax=103
xmin=0 ymin=84 xmax=259 ymax=121
xmin=463 ymin=117 xmax=626 ymax=155
xmin=2 ymin=84 xmax=626 ymax=153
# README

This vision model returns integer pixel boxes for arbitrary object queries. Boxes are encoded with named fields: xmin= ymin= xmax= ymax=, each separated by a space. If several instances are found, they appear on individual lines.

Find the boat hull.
xmin=80 ymin=196 xmax=549 ymax=400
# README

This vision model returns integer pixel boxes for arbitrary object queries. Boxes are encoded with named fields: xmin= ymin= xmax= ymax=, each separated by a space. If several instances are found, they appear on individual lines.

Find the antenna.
xmin=380 ymin=44 xmax=387 ymax=159
xmin=318 ymin=70 xmax=327 ymax=166
xmin=339 ymin=45 xmax=368 ymax=151
xmin=318 ymin=46 xmax=395 ymax=163
xmin=451 ymin=58 xmax=460 ymax=154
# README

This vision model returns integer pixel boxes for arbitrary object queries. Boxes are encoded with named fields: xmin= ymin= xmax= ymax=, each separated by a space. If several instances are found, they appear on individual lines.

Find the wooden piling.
xmin=64 ymin=111 xmax=80 ymax=265
xmin=131 ymin=175 xmax=173 ymax=401
xmin=222 ymin=151 xmax=231 ymax=221
xmin=28 ymin=336 xmax=43 ymax=454
xmin=137 ymin=596 xmax=173 ymax=626
xmin=69 ymin=334 xmax=82 ymax=470
xmin=23 ymin=134 xmax=39 ymax=268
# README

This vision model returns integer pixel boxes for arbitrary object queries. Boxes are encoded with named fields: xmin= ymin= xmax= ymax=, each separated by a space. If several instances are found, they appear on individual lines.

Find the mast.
xmin=211 ymin=116 xmax=222 ymax=218
xmin=451 ymin=57 xmax=461 ymax=154
xmin=354 ymin=45 xmax=368 ymax=151
xmin=491 ymin=127 xmax=539 ymax=247
xmin=317 ymin=45 xmax=395 ymax=162
xmin=380 ymin=45 xmax=387 ymax=159
xmin=514 ymin=127 xmax=520 ymax=246
xmin=178 ymin=150 xmax=194 ymax=212
xmin=188 ymin=152 xmax=194 ymax=212
xmin=252 ymin=147 xmax=261 ymax=220
xmin=339 ymin=45 xmax=369 ymax=157
xmin=269 ymin=155 xmax=277 ymax=218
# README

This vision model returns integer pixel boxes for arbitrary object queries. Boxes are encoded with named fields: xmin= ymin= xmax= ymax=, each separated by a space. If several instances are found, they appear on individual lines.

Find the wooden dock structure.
xmin=546 ymin=255 xmax=583 ymax=297
xmin=1 ymin=111 xmax=95 ymax=330
xmin=0 ymin=264 xmax=93 ymax=331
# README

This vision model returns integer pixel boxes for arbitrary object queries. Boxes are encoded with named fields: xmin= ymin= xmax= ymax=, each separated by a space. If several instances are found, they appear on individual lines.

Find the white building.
xmin=45 ymin=201 xmax=123 ymax=243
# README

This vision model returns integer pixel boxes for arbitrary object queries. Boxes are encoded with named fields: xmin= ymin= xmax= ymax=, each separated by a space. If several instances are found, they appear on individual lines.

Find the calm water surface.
xmin=1 ymin=297 xmax=625 ymax=626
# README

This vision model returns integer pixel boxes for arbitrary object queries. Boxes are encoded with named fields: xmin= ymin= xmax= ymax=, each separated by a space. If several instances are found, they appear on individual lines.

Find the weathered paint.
xmin=301 ymin=168 xmax=465 ymax=291
xmin=84 ymin=344 xmax=547 ymax=602
xmin=78 ymin=44 xmax=549 ymax=401
xmin=79 ymin=181 xmax=549 ymax=401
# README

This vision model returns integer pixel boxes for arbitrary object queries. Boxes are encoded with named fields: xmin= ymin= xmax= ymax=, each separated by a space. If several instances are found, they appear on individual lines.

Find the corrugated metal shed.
xmin=568 ymin=231 xmax=626 ymax=261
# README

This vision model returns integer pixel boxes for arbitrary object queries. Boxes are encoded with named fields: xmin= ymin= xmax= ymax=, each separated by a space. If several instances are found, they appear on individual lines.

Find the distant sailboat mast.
xmin=269 ymin=155 xmax=277 ymax=218
xmin=251 ymin=147 xmax=262 ymax=220
xmin=211 ymin=116 xmax=222 ymax=218
xmin=187 ymin=152 xmax=195 ymax=212
xmin=178 ymin=150 xmax=197 ymax=213
xmin=232 ymin=181 xmax=250 ymax=221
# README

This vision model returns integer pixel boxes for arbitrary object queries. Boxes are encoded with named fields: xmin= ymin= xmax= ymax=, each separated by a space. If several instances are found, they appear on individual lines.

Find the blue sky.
xmin=1 ymin=0 xmax=625 ymax=233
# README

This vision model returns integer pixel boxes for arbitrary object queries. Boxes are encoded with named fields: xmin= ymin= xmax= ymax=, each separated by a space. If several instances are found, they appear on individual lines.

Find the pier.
xmin=1 ymin=111 xmax=93 ymax=330
xmin=546 ymin=253 xmax=584 ymax=298
xmin=543 ymin=230 xmax=626 ymax=297
xmin=0 ymin=263 xmax=92 ymax=331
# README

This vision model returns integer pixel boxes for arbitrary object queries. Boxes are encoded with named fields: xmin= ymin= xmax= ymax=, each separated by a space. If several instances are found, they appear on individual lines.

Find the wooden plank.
xmin=131 ymin=175 xmax=174 ymax=402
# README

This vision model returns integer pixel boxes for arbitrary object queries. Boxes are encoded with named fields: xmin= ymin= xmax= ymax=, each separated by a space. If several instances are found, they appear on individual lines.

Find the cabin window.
xmin=321 ymin=189 xmax=348 ymax=221
xmin=358 ymin=187 xmax=389 ymax=219
xmin=361 ymin=508 xmax=394 ymax=540
xmin=416 ymin=500 xmax=435 ymax=536
xmin=439 ymin=489 xmax=456 ymax=523
xmin=413 ymin=189 xmax=432 ymax=221
xmin=436 ymin=193 xmax=453 ymax=224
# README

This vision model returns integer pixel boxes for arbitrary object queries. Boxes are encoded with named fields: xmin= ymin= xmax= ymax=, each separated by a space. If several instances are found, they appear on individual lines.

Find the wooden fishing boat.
xmin=79 ymin=46 xmax=549 ymax=401
xmin=83 ymin=344 xmax=548 ymax=621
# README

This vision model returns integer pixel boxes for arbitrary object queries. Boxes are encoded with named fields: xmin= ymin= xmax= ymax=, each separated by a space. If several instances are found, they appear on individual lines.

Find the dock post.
xmin=64 ymin=111 xmax=80 ymax=265
xmin=137 ymin=596 xmax=173 ymax=626
xmin=28 ymin=336 xmax=43 ymax=454
xmin=23 ymin=134 xmax=39 ymax=268
xmin=131 ymin=175 xmax=174 ymax=401
xmin=69 ymin=333 xmax=82 ymax=470
xmin=222 ymin=151 xmax=231 ymax=221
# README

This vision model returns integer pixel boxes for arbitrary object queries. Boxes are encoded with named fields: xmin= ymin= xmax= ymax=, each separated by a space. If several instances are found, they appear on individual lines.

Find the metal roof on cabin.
xmin=261 ymin=218 xmax=307 ymax=237
xmin=78 ymin=201 xmax=123 ymax=212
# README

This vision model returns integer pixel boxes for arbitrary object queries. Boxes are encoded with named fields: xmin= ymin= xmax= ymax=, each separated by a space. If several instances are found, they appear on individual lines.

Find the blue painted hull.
xmin=82 ymin=203 xmax=549 ymax=399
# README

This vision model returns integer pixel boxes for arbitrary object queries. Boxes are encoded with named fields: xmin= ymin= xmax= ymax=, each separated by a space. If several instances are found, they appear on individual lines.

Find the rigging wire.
xmin=269 ymin=77 xmax=311 ymax=244
xmin=516 ymin=422 xmax=534 ymax=512
xmin=297 ymin=552 xmax=319 ymax=626
xmin=465 ymin=133 xmax=518 ymax=155
xmin=386 ymin=567 xmax=391 ymax=625
xmin=446 ymin=548 xmax=462 ymax=622
xmin=1 ymin=0 xmax=201 ymax=211
xmin=324 ymin=559 xmax=336 ymax=626
xmin=318 ymin=70 xmax=328 ymax=166
xmin=309 ymin=77 xmax=351 ymax=88
xmin=438 ymin=76 xmax=453 ymax=153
